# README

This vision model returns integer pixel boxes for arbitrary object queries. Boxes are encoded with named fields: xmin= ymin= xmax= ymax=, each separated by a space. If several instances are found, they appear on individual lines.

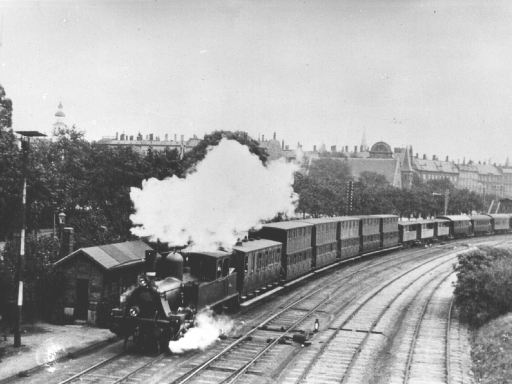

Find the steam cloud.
xmin=130 ymin=139 xmax=298 ymax=250
xmin=168 ymin=311 xmax=235 ymax=354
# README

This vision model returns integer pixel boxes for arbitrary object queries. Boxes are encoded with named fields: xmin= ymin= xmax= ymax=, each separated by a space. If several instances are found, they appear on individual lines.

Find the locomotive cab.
xmin=180 ymin=251 xmax=238 ymax=311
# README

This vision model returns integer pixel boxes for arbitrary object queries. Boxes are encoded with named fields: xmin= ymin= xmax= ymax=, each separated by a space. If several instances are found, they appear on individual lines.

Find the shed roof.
xmin=54 ymin=240 xmax=153 ymax=271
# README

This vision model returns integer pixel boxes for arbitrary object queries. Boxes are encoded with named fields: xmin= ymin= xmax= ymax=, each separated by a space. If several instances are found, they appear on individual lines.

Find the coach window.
xmin=257 ymin=253 xmax=262 ymax=270
xmin=222 ymin=258 xmax=229 ymax=277
xmin=245 ymin=256 xmax=249 ymax=274
xmin=217 ymin=260 xmax=222 ymax=279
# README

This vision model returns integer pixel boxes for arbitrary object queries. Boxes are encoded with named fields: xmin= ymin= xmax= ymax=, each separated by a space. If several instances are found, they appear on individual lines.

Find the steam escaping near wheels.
xmin=130 ymin=138 xmax=298 ymax=252
xmin=168 ymin=310 xmax=235 ymax=354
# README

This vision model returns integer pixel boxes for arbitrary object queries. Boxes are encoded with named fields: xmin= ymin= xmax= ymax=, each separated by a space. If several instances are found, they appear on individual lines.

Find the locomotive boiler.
xmin=110 ymin=249 xmax=238 ymax=351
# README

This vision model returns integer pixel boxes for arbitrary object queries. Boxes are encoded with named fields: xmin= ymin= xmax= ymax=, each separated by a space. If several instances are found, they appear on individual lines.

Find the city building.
xmin=97 ymin=133 xmax=201 ymax=157
xmin=411 ymin=155 xmax=459 ymax=185
xmin=258 ymin=132 xmax=298 ymax=163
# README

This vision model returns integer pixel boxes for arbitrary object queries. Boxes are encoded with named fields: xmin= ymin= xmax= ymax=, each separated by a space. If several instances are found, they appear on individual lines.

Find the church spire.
xmin=53 ymin=102 xmax=67 ymax=130
xmin=361 ymin=131 xmax=368 ymax=152
xmin=401 ymin=145 xmax=414 ymax=190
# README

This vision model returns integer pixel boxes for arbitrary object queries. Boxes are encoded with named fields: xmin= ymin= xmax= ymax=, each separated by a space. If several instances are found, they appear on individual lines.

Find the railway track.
xmin=161 ymin=243 xmax=480 ymax=384
xmin=276 ymin=247 xmax=462 ymax=384
xmin=9 ymin=236 xmax=505 ymax=384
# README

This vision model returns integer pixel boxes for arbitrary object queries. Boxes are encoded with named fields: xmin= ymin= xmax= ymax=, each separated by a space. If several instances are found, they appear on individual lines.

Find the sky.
xmin=1 ymin=0 xmax=511 ymax=165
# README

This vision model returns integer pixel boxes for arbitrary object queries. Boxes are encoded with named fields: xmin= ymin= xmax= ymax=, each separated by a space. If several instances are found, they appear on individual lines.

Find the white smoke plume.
xmin=130 ymin=138 xmax=298 ymax=251
xmin=168 ymin=311 xmax=235 ymax=354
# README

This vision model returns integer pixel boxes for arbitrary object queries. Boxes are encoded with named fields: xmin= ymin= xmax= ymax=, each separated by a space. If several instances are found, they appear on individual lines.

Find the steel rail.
xmin=224 ymin=247 xmax=466 ymax=384
xmin=402 ymin=272 xmax=454 ymax=384
xmin=169 ymin=245 xmax=448 ymax=384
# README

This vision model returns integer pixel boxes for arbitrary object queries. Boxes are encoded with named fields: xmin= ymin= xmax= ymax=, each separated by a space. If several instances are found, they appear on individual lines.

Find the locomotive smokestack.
xmin=145 ymin=250 xmax=158 ymax=280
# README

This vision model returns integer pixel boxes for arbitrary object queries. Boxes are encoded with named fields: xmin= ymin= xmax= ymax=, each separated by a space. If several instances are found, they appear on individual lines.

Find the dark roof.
xmin=54 ymin=241 xmax=153 ymax=271
xmin=232 ymin=239 xmax=282 ymax=252
xmin=345 ymin=158 xmax=400 ymax=186
xmin=262 ymin=221 xmax=314 ymax=230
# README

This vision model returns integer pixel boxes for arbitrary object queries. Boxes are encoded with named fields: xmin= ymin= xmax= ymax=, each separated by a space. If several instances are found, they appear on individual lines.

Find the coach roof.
xmin=262 ymin=221 xmax=314 ymax=230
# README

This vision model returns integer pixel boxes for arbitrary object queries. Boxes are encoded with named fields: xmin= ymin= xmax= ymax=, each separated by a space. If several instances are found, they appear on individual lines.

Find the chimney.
xmin=149 ymin=133 xmax=153 ymax=141
xmin=273 ymin=132 xmax=276 ymax=140
xmin=129 ymin=135 xmax=133 ymax=140
xmin=345 ymin=145 xmax=349 ymax=152
xmin=262 ymin=134 xmax=265 ymax=141
xmin=174 ymin=134 xmax=177 ymax=143
xmin=181 ymin=135 xmax=184 ymax=143
xmin=116 ymin=132 xmax=118 ymax=140
xmin=313 ymin=145 xmax=317 ymax=152
xmin=282 ymin=140 xmax=284 ymax=149
xmin=423 ymin=154 xmax=427 ymax=160
xmin=145 ymin=250 xmax=158 ymax=281
xmin=416 ymin=153 xmax=419 ymax=158
xmin=165 ymin=134 xmax=168 ymax=141
xmin=446 ymin=156 xmax=449 ymax=162
xmin=360 ymin=145 xmax=363 ymax=152
xmin=331 ymin=145 xmax=336 ymax=152
xmin=463 ymin=157 xmax=465 ymax=165
xmin=354 ymin=146 xmax=358 ymax=153
xmin=120 ymin=133 xmax=125 ymax=140
xmin=61 ymin=227 xmax=74 ymax=257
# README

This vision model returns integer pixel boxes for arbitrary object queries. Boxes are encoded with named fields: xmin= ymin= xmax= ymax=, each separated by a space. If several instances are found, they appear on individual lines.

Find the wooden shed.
xmin=53 ymin=241 xmax=156 ymax=324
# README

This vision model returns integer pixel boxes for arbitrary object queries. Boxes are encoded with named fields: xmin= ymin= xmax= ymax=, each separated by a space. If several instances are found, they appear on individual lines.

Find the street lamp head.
xmin=58 ymin=212 xmax=66 ymax=225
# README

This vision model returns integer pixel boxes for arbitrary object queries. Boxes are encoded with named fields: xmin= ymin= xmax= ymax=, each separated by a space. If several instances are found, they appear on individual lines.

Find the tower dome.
xmin=55 ymin=102 xmax=66 ymax=117
xmin=369 ymin=141 xmax=393 ymax=158
xmin=53 ymin=102 xmax=67 ymax=130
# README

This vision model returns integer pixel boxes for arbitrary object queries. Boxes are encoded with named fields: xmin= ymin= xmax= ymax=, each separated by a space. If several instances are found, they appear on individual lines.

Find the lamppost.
xmin=58 ymin=212 xmax=66 ymax=239
xmin=13 ymin=131 xmax=46 ymax=348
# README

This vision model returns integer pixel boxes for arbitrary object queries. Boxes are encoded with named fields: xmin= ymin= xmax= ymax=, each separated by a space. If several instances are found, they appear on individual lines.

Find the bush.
xmin=454 ymin=246 xmax=512 ymax=326
xmin=0 ymin=235 xmax=67 ymax=324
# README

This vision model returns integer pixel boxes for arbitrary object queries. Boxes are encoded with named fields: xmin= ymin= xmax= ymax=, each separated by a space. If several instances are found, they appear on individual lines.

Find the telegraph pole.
xmin=14 ymin=131 xmax=46 ymax=347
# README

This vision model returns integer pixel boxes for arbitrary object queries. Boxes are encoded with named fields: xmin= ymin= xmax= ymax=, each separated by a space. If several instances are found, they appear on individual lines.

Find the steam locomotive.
xmin=110 ymin=213 xmax=512 ymax=351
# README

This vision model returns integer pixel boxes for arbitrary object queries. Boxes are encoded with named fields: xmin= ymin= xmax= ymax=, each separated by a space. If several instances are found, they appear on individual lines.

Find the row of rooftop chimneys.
xmin=115 ymin=132 xmax=198 ymax=143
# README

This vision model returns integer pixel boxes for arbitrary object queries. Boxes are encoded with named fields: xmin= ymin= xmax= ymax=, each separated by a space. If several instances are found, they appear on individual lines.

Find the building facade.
xmin=97 ymin=133 xmax=201 ymax=157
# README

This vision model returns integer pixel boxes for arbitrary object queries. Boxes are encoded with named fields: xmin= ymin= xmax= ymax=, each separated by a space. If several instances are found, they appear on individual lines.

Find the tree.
xmin=0 ymin=84 xmax=13 ymax=132
xmin=0 ymin=85 xmax=19 ymax=239
xmin=183 ymin=130 xmax=268 ymax=171
xmin=308 ymin=157 xmax=352 ymax=182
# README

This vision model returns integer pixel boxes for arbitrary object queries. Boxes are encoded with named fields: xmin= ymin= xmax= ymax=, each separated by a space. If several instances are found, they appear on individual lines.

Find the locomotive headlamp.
xmin=129 ymin=305 xmax=140 ymax=317
xmin=139 ymin=276 xmax=148 ymax=287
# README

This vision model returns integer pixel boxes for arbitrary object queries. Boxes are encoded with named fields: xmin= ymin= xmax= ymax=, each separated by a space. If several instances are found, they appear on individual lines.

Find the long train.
xmin=110 ymin=213 xmax=512 ymax=350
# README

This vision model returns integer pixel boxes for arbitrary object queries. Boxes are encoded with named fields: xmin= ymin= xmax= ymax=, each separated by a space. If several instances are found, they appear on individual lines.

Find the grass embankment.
xmin=453 ymin=246 xmax=512 ymax=384
xmin=471 ymin=314 xmax=512 ymax=384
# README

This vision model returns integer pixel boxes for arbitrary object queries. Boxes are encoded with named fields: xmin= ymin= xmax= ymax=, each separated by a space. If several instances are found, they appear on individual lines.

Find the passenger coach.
xmin=259 ymin=221 xmax=313 ymax=282
xmin=297 ymin=218 xmax=338 ymax=269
